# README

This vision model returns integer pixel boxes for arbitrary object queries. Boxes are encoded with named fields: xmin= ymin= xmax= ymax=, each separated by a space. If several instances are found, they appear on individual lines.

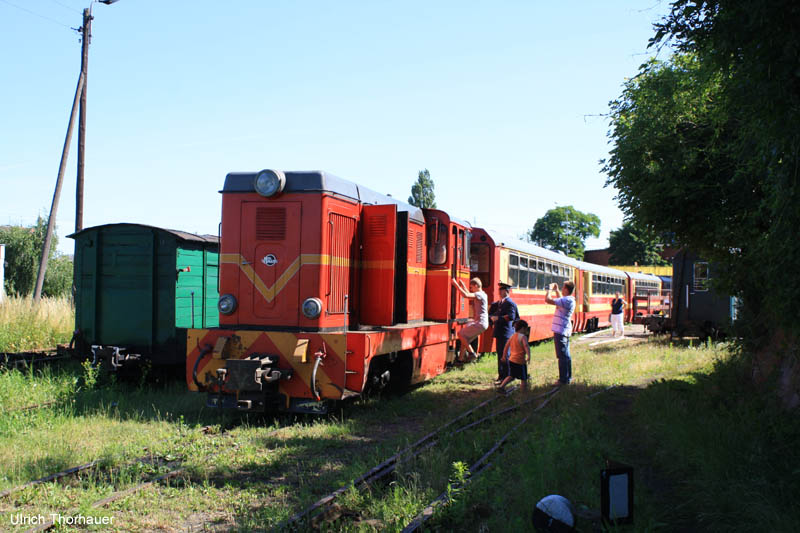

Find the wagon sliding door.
xmin=360 ymin=204 xmax=397 ymax=326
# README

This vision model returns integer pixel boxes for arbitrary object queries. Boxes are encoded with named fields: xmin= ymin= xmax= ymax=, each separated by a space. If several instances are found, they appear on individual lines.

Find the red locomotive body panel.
xmin=405 ymin=219 xmax=426 ymax=322
xmin=360 ymin=204 xmax=398 ymax=326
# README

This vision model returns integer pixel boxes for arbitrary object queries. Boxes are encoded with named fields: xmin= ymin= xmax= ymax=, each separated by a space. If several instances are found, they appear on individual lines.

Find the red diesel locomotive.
xmin=186 ymin=169 xmax=662 ymax=413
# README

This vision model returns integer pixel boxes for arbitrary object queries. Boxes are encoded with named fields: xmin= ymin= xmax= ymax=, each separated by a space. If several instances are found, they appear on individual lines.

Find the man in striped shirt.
xmin=545 ymin=280 xmax=576 ymax=386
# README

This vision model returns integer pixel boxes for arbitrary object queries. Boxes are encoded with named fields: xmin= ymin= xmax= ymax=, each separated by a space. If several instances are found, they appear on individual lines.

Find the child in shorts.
xmin=495 ymin=319 xmax=530 ymax=393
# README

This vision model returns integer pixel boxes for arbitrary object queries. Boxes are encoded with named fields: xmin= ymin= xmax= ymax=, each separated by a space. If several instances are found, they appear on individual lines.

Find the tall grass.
xmin=0 ymin=295 xmax=74 ymax=352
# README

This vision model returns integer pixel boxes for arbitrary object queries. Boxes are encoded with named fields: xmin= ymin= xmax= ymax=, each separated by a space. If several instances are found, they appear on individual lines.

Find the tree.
xmin=604 ymin=0 xmax=800 ymax=406
xmin=408 ymin=169 xmax=437 ymax=209
xmin=608 ymin=221 xmax=668 ymax=266
xmin=0 ymin=218 xmax=72 ymax=297
xmin=527 ymin=206 xmax=600 ymax=259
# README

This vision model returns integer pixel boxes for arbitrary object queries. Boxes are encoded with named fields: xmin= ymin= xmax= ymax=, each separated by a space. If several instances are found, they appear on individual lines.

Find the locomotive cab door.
xmin=360 ymin=204 xmax=397 ymax=326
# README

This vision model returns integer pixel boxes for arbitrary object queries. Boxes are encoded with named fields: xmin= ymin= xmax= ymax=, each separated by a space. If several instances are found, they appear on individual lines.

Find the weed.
xmin=446 ymin=460 xmax=469 ymax=502
xmin=80 ymin=359 xmax=100 ymax=390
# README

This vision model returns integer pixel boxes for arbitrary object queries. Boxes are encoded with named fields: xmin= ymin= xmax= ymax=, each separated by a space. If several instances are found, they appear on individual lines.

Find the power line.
xmin=0 ymin=0 xmax=73 ymax=29
xmin=45 ymin=0 xmax=82 ymax=15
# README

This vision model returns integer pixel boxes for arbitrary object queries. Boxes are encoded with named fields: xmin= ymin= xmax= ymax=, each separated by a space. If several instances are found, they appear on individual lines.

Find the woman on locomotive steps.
xmin=451 ymin=277 xmax=489 ymax=362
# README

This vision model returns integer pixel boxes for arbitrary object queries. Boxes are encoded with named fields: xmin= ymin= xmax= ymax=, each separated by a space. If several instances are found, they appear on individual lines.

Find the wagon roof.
xmin=623 ymin=270 xmax=662 ymax=281
xmin=67 ymin=223 xmax=219 ymax=244
xmin=482 ymin=230 xmax=582 ymax=267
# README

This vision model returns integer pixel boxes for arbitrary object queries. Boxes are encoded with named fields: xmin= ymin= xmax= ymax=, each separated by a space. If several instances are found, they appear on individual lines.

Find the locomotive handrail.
xmin=311 ymin=345 xmax=326 ymax=401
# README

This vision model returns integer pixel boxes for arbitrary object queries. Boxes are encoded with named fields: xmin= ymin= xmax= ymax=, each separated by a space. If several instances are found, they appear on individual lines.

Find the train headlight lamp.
xmin=218 ymin=294 xmax=237 ymax=315
xmin=302 ymin=297 xmax=323 ymax=319
xmin=253 ymin=169 xmax=286 ymax=197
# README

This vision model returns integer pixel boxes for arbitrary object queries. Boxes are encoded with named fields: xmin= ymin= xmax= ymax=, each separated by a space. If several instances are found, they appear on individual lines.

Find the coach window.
xmin=508 ymin=253 xmax=519 ymax=287
xmin=519 ymin=257 xmax=529 ymax=289
xmin=427 ymin=220 xmax=447 ymax=265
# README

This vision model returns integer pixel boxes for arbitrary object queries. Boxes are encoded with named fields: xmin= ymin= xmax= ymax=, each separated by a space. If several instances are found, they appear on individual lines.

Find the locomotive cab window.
xmin=458 ymin=229 xmax=467 ymax=267
xmin=427 ymin=220 xmax=447 ymax=265
xmin=464 ymin=231 xmax=472 ymax=267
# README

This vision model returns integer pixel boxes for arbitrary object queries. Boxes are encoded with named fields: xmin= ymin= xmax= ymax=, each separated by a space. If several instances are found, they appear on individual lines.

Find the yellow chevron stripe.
xmin=222 ymin=252 xmax=429 ymax=303
xmin=221 ymin=253 xmax=300 ymax=303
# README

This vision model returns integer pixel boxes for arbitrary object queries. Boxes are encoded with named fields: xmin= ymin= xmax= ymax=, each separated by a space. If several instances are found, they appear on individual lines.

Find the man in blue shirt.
xmin=545 ymin=280 xmax=576 ymax=385
xmin=490 ymin=281 xmax=519 ymax=383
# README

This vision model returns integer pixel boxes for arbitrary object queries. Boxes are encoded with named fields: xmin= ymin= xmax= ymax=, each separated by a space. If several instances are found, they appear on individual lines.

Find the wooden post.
xmin=33 ymin=72 xmax=86 ymax=301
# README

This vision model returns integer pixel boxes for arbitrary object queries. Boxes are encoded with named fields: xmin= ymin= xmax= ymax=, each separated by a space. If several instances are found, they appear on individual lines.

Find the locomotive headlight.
xmin=253 ymin=169 xmax=286 ymax=197
xmin=218 ymin=294 xmax=237 ymax=315
xmin=302 ymin=297 xmax=323 ymax=319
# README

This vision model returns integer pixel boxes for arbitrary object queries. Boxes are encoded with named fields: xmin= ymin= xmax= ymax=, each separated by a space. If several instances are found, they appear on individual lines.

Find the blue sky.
xmin=0 ymin=1 xmax=670 ymax=255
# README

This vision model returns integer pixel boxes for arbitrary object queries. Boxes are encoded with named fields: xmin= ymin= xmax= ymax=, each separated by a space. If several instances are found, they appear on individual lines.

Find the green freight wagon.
xmin=69 ymin=224 xmax=219 ymax=369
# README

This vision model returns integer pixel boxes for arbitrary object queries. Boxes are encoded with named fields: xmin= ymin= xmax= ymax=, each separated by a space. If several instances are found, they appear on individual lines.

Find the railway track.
xmin=401 ymin=385 xmax=621 ymax=531
xmin=1 ymin=400 xmax=59 ymax=414
xmin=5 ymin=421 xmax=286 ymax=533
xmin=401 ymin=388 xmax=561 ymax=532
xmin=2 ymin=424 xmax=226 ymax=502
xmin=0 ymin=349 xmax=70 ymax=369
xmin=275 ymin=384 xmax=561 ymax=531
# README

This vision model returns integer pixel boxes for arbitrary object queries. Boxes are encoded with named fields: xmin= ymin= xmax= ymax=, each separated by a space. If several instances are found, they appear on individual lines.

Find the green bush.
xmin=0 ymin=217 xmax=72 ymax=297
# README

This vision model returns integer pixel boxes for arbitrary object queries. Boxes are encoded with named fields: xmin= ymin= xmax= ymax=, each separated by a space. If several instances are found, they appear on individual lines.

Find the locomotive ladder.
xmin=343 ymin=348 xmax=361 ymax=398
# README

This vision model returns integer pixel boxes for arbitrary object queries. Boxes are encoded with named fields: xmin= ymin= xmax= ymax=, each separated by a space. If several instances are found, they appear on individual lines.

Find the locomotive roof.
xmin=68 ymin=223 xmax=219 ymax=244
xmin=223 ymin=170 xmax=425 ymax=224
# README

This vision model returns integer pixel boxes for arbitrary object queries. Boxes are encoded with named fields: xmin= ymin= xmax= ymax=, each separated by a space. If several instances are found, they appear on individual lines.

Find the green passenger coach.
xmin=69 ymin=223 xmax=219 ymax=369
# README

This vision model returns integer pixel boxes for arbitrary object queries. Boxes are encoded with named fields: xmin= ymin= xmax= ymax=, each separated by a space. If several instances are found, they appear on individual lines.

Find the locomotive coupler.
xmin=223 ymin=353 xmax=292 ymax=392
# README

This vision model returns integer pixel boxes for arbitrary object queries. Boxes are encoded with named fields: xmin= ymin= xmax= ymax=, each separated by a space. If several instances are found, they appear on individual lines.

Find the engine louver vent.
xmin=256 ymin=207 xmax=286 ymax=241
xmin=368 ymin=214 xmax=387 ymax=237
xmin=416 ymin=232 xmax=423 ymax=263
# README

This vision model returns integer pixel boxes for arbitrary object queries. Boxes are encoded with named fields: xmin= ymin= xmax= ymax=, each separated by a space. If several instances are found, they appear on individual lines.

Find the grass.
xmin=0 ymin=295 xmax=74 ymax=352
xmin=0 ymin=331 xmax=797 ymax=532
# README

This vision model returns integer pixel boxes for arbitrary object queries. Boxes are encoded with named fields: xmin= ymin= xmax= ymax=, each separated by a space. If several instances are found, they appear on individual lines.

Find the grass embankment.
xmin=0 ymin=334 xmax=798 ymax=532
xmin=0 ymin=296 xmax=74 ymax=352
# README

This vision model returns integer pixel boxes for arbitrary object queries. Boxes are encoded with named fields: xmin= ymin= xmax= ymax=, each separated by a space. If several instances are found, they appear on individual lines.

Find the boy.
xmin=495 ymin=319 xmax=530 ymax=393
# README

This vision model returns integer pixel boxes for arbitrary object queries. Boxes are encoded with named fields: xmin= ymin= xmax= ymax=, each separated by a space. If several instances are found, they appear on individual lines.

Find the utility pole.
xmin=75 ymin=7 xmax=92 ymax=234
xmin=33 ymin=0 xmax=120 ymax=301
xmin=33 ymin=72 xmax=86 ymax=301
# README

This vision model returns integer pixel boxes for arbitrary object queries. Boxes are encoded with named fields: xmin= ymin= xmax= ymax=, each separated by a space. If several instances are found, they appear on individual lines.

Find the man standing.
xmin=490 ymin=281 xmax=519 ymax=383
xmin=545 ymin=281 xmax=576 ymax=386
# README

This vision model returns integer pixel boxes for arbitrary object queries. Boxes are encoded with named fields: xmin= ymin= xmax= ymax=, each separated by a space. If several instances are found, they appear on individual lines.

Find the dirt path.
xmin=573 ymin=323 xmax=651 ymax=347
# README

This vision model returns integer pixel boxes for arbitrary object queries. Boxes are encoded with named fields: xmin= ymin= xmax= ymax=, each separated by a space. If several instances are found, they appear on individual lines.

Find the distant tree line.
xmin=1 ymin=218 xmax=73 ymax=298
